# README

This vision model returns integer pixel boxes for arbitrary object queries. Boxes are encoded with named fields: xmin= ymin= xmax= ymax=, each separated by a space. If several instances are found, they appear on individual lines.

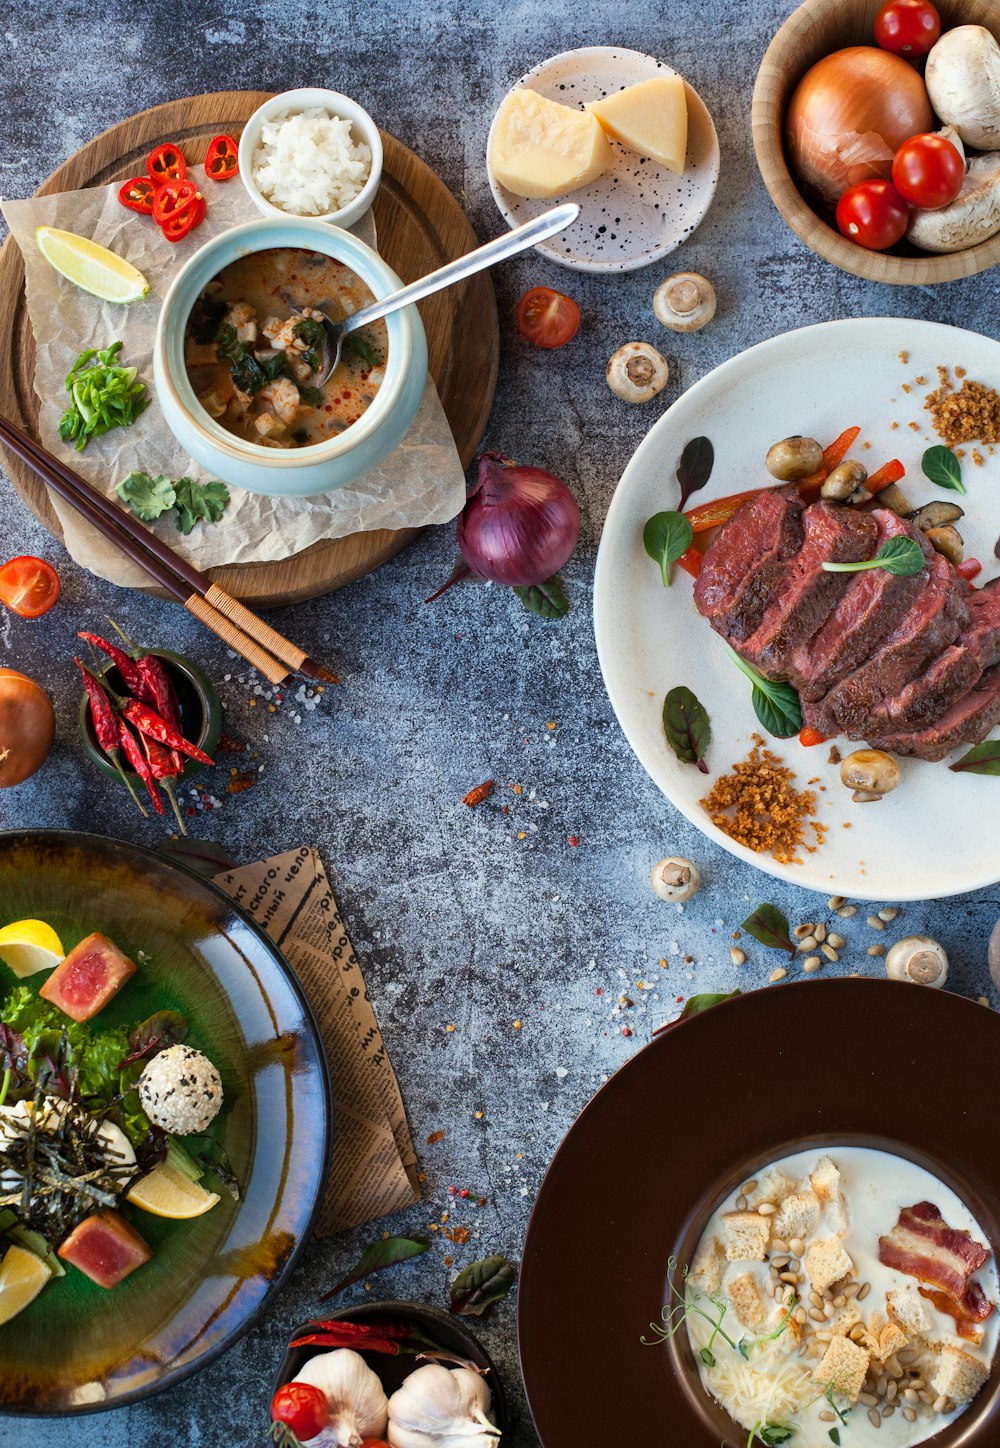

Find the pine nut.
xmin=764 ymin=1277 xmax=775 ymax=1298
xmin=813 ymin=921 xmax=827 ymax=942
xmin=876 ymin=1376 xmax=888 ymax=1396
xmin=810 ymin=1291 xmax=823 ymax=1308
xmin=868 ymin=1407 xmax=882 ymax=1427
xmin=742 ymin=1179 xmax=758 ymax=1194
xmin=794 ymin=1306 xmax=807 ymax=1324
xmin=803 ymin=955 xmax=822 ymax=973
xmin=815 ymin=1329 xmax=832 ymax=1341
xmin=770 ymin=1238 xmax=789 ymax=1253
xmin=838 ymin=904 xmax=858 ymax=917
xmin=794 ymin=922 xmax=815 ymax=939
xmin=779 ymin=1271 xmax=799 ymax=1285
xmin=789 ymin=1238 xmax=805 ymax=1257
xmin=842 ymin=1281 xmax=861 ymax=1298
xmin=828 ymin=895 xmax=846 ymax=910
xmin=867 ymin=915 xmax=886 ymax=930
xmin=868 ymin=943 xmax=886 ymax=957
xmin=730 ymin=946 xmax=746 ymax=966
xmin=933 ymin=1395 xmax=948 ymax=1414
xmin=823 ymin=1302 xmax=835 ymax=1318
xmin=810 ymin=1307 xmax=826 ymax=1321
xmin=902 ymin=1407 xmax=917 ymax=1422
xmin=827 ymin=932 xmax=846 ymax=948
xmin=886 ymin=1381 xmax=898 ymax=1402
xmin=771 ymin=1255 xmax=791 ymax=1269
xmin=882 ymin=1404 xmax=895 ymax=1418
xmin=735 ymin=1193 xmax=748 ymax=1210
xmin=797 ymin=936 xmax=818 ymax=952
xmin=859 ymin=1392 xmax=879 ymax=1407
xmin=858 ymin=1282 xmax=871 ymax=1300
xmin=758 ymin=1201 xmax=778 ymax=1214
xmin=879 ymin=907 xmax=898 ymax=921
xmin=821 ymin=943 xmax=839 ymax=961
xmin=769 ymin=967 xmax=788 ymax=982
xmin=833 ymin=1294 xmax=846 ymax=1307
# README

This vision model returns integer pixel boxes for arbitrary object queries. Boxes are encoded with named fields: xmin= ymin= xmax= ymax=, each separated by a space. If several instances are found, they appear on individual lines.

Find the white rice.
xmin=252 ymin=107 xmax=372 ymax=216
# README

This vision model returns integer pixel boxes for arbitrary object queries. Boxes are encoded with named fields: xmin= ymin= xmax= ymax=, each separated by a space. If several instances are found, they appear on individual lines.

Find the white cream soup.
xmin=682 ymin=1147 xmax=997 ymax=1447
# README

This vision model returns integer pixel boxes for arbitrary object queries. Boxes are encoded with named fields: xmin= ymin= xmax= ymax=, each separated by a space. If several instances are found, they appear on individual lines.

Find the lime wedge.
xmin=35 ymin=226 xmax=149 ymax=303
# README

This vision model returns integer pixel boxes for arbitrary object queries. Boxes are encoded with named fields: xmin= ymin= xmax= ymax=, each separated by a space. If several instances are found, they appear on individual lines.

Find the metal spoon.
xmin=308 ymin=202 xmax=580 ymax=385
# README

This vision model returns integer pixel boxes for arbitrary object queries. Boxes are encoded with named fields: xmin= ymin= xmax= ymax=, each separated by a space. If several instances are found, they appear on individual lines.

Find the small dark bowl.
xmin=272 ymin=1299 xmax=507 ymax=1429
xmin=79 ymin=647 xmax=221 ymax=787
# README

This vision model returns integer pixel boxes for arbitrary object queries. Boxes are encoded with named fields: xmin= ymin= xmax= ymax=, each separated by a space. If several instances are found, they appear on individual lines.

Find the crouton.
xmin=875 ymin=1321 xmax=909 ymax=1362
xmin=809 ymin=1156 xmax=841 ymax=1203
xmin=827 ymin=1302 xmax=863 ymax=1337
xmin=813 ymin=1334 xmax=870 ymax=1403
xmin=773 ymin=1190 xmax=822 ymax=1243
xmin=728 ymin=1272 xmax=766 ymax=1329
xmin=752 ymin=1166 xmax=798 ymax=1205
xmin=688 ymin=1236 xmax=726 ymax=1298
xmin=805 ymin=1237 xmax=854 ymax=1295
xmin=721 ymin=1211 xmax=771 ymax=1262
xmin=825 ymin=1195 xmax=849 ymax=1235
xmin=886 ymin=1286 xmax=932 ymax=1337
xmin=926 ymin=1344 xmax=989 ymax=1407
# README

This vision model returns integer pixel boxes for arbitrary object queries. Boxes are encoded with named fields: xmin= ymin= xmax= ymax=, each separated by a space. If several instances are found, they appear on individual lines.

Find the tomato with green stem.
xmin=0 ymin=556 xmax=60 ymax=618
xmin=874 ymin=0 xmax=941 ymax=58
xmin=515 ymin=286 xmax=580 ymax=348
xmin=269 ymin=1381 xmax=328 ymax=1444
xmin=892 ymin=133 xmax=964 ymax=210
xmin=836 ymin=180 xmax=910 ymax=251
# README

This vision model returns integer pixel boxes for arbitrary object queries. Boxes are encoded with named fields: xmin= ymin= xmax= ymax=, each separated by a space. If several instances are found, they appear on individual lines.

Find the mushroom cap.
xmin=651 ymin=856 xmax=700 ymax=902
xmin=839 ymin=749 xmax=901 ymax=798
xmin=766 ymin=435 xmax=824 ymax=482
xmin=886 ymin=935 xmax=948 ymax=987
xmin=653 ymin=273 xmax=717 ymax=332
xmin=607 ymin=342 xmax=669 ymax=404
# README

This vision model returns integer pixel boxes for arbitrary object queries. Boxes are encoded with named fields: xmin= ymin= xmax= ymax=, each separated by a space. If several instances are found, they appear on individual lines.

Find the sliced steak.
xmin=804 ymin=553 xmax=969 ymax=737
xmin=790 ymin=510 xmax=931 ymax=703
xmin=694 ymin=489 xmax=805 ymax=642
xmin=738 ymin=502 xmax=878 ymax=677
xmin=872 ymin=663 xmax=1000 ymax=762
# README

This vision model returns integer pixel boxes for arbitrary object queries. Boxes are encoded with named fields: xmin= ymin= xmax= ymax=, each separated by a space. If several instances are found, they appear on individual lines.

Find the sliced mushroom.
xmin=653 ymin=273 xmax=717 ymax=332
xmin=886 ymin=935 xmax=948 ymax=988
xmin=925 ymin=25 xmax=1000 ymax=150
xmin=925 ymin=523 xmax=964 ymax=565
xmin=909 ymin=500 xmax=965 ymax=531
xmin=907 ymin=153 xmax=1000 ymax=254
xmin=607 ymin=343 xmax=669 ymax=404
xmin=651 ymin=856 xmax=701 ymax=902
xmin=871 ymin=481 xmax=912 ymax=517
xmin=821 ymin=460 xmax=867 ymax=501
xmin=766 ymin=436 xmax=824 ymax=482
xmin=840 ymin=749 xmax=900 ymax=803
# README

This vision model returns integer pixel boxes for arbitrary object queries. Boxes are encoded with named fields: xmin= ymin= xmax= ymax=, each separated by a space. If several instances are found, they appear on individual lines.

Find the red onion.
xmin=454 ymin=451 xmax=580 ymax=588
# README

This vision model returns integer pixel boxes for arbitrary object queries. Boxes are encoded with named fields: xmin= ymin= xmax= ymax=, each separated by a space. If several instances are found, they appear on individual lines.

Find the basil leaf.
xmin=347 ymin=332 xmax=380 ymax=369
xmin=760 ymin=1429 xmax=794 ymax=1446
xmin=922 ymin=444 xmax=966 ymax=494
xmin=663 ymin=686 xmax=711 ymax=770
xmin=751 ymin=681 xmax=803 ymax=738
xmin=450 ymin=1254 xmax=516 ymax=1317
xmin=513 ymin=574 xmax=570 ymax=619
xmin=822 ymin=536 xmax=924 ymax=578
xmin=741 ymin=903 xmax=795 ymax=957
xmin=643 ymin=511 xmax=693 ymax=587
xmin=677 ymin=435 xmax=714 ymax=509
xmin=949 ymin=740 xmax=1000 ymax=776
xmin=319 ymin=1235 xmax=430 ymax=1302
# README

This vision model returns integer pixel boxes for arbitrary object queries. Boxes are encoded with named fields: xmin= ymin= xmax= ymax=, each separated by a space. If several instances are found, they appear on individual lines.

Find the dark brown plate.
xmin=518 ymin=979 xmax=1000 ymax=1445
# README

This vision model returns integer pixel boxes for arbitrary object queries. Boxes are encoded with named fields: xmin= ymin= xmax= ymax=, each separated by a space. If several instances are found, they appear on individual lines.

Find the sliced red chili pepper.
xmin=205 ymin=134 xmax=239 ymax=181
xmin=146 ymin=142 xmax=187 ymax=187
xmin=152 ymin=179 xmax=201 ymax=225
xmin=799 ymin=726 xmax=828 ymax=747
xmin=957 ymin=558 xmax=982 ymax=582
xmin=117 ymin=176 xmax=157 ymax=215
xmin=160 ymin=197 xmax=205 ymax=243
xmin=866 ymin=458 xmax=906 ymax=494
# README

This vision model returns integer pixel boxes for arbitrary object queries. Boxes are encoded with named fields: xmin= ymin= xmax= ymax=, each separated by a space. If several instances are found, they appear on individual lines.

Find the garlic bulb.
xmin=387 ymin=1364 xmax=500 ymax=1448
xmin=925 ymin=25 xmax=1000 ymax=150
xmin=293 ymin=1349 xmax=389 ymax=1446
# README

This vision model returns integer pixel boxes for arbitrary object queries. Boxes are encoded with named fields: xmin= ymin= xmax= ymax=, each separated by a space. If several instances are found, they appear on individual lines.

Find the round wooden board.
xmin=0 ymin=91 xmax=499 ymax=606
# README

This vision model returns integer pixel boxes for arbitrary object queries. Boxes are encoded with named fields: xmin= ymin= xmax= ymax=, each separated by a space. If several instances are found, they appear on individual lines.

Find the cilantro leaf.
xmin=172 ymin=477 xmax=230 ymax=535
xmin=116 ymin=470 xmax=176 ymax=522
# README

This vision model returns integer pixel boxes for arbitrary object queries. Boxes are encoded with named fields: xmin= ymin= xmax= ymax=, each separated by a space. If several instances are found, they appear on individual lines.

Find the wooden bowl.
xmin=752 ymin=0 xmax=1000 ymax=284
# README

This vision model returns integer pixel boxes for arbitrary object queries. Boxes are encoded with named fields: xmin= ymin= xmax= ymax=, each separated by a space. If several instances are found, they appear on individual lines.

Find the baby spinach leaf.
xmin=643 ymin=510 xmax=693 ymax=587
xmin=725 ymin=646 xmax=803 ymax=737
xmin=450 ymin=1254 xmax=517 ymax=1317
xmin=513 ymin=574 xmax=570 ymax=619
xmin=663 ymin=686 xmax=711 ymax=771
xmin=116 ymin=471 xmax=176 ymax=522
xmin=949 ymin=739 xmax=1000 ymax=776
xmin=319 ymin=1235 xmax=430 ymax=1302
xmin=822 ymin=536 xmax=924 ymax=578
xmin=922 ymin=444 xmax=966 ymax=494
xmin=740 ymin=904 xmax=795 ymax=957
xmin=676 ymin=435 xmax=714 ymax=509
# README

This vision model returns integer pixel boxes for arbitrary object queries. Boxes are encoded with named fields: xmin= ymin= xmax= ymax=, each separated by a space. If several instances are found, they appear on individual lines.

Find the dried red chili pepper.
xmin=463 ymin=779 xmax=495 ymax=807
xmin=77 ymin=631 xmax=148 ymax=699
xmin=75 ymin=657 xmax=148 ymax=818
xmin=118 ymin=718 xmax=165 ymax=815
xmin=118 ymin=176 xmax=157 ymax=215
xmin=146 ymin=142 xmax=187 ymax=187
xmin=140 ymin=732 xmax=187 ymax=834
xmin=204 ymin=134 xmax=239 ymax=181
xmin=122 ymin=698 xmax=214 ymax=764
xmin=134 ymin=651 xmax=185 ymax=772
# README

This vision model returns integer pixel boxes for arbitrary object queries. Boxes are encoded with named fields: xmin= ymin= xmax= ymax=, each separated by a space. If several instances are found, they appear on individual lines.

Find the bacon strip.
xmin=918 ymin=1281 xmax=995 ymax=1344
xmin=878 ymin=1201 xmax=991 ymax=1300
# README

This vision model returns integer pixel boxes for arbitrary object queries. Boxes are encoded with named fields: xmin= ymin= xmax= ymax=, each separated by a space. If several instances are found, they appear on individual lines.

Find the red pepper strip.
xmin=289 ymin=1333 xmax=402 ymax=1353
xmin=205 ymin=134 xmax=239 ymax=180
xmin=676 ymin=543 xmax=703 ymax=578
xmin=118 ymin=176 xmax=157 ymax=215
xmin=866 ymin=458 xmax=905 ymax=494
xmin=161 ymin=197 xmax=205 ymax=243
xmin=152 ymin=179 xmax=201 ymax=225
xmin=118 ymin=718 xmax=165 ymax=815
xmin=821 ymin=425 xmax=862 ymax=472
xmin=799 ymin=726 xmax=828 ymax=747
xmin=957 ymin=558 xmax=982 ymax=582
xmin=77 ymin=632 xmax=148 ymax=698
xmin=122 ymin=698 xmax=214 ymax=764
xmin=135 ymin=654 xmax=185 ymax=772
xmin=146 ymin=142 xmax=187 ymax=187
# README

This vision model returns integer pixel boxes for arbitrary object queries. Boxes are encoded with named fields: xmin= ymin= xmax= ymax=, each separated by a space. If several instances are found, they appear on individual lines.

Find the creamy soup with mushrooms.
xmin=668 ymin=1147 xmax=997 ymax=1447
xmin=184 ymin=247 xmax=387 ymax=449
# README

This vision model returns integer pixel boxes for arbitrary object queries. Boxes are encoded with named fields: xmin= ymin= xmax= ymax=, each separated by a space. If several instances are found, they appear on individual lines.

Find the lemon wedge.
xmin=35 ymin=226 xmax=149 ymax=303
xmin=0 ymin=1244 xmax=51 ymax=1326
xmin=126 ymin=1159 xmax=220 ymax=1219
xmin=0 ymin=919 xmax=65 ymax=978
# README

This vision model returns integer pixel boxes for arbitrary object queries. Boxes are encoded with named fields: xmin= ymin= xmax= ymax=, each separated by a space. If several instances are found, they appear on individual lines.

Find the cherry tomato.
xmin=270 ymin=1382 xmax=328 ymax=1442
xmin=836 ymin=180 xmax=910 ymax=251
xmin=892 ymin=133 xmax=964 ymax=210
xmin=0 ymin=557 xmax=61 ymax=619
xmin=874 ymin=0 xmax=941 ymax=58
xmin=515 ymin=286 xmax=580 ymax=349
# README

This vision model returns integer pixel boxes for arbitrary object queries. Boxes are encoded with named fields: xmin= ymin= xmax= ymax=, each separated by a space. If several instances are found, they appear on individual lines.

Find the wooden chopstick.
xmin=0 ymin=417 xmax=339 ymax=686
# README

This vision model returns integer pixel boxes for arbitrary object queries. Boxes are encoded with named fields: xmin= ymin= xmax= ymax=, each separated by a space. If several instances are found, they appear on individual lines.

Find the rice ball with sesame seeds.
xmin=138 ymin=1044 xmax=223 ymax=1134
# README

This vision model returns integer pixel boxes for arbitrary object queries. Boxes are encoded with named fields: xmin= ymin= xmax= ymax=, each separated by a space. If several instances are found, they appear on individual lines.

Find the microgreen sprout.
xmin=738 ymin=1298 xmax=797 ymax=1360
xmin=747 ymin=1422 xmax=794 ymax=1446
xmin=641 ymin=1256 xmax=742 ymax=1364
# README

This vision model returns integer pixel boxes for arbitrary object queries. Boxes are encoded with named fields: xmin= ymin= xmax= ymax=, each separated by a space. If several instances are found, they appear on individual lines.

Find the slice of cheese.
xmin=490 ymin=88 xmax=613 ymax=199
xmin=587 ymin=75 xmax=688 ymax=174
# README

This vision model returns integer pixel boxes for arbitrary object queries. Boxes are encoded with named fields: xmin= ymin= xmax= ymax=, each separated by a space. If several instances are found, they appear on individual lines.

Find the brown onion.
xmin=0 ymin=668 xmax=55 ymax=787
xmin=786 ymin=46 xmax=934 ymax=206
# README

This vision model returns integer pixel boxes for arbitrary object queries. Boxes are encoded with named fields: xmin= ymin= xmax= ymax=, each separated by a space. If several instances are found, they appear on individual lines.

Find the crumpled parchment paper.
xmin=1 ymin=170 xmax=466 ymax=588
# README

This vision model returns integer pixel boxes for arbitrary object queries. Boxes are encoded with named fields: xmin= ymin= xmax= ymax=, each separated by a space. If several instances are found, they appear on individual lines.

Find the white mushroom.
xmin=651 ymin=856 xmax=700 ymax=902
xmin=606 ymin=343 xmax=669 ymax=403
xmin=840 ymin=749 xmax=900 ymax=803
xmin=925 ymin=26 xmax=1000 ymax=150
xmin=906 ymin=153 xmax=1000 ymax=254
xmin=766 ymin=436 xmax=824 ymax=482
xmin=653 ymin=273 xmax=717 ymax=332
xmin=885 ymin=936 xmax=949 ymax=988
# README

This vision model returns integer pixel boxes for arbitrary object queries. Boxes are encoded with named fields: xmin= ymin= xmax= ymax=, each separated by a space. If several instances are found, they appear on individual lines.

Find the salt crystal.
xmin=555 ymin=1067 xmax=568 ymax=1078
xmin=675 ymin=903 xmax=685 ymax=913
xmin=540 ymin=1102 xmax=549 ymax=1111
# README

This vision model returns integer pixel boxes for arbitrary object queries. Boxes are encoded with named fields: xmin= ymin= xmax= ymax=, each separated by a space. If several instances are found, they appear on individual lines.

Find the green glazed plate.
xmin=0 ymin=830 xmax=332 ymax=1416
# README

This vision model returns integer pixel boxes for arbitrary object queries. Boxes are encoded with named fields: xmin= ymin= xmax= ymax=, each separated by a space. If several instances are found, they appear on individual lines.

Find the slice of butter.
xmin=587 ymin=75 xmax=689 ymax=174
xmin=490 ymin=88 xmax=613 ymax=199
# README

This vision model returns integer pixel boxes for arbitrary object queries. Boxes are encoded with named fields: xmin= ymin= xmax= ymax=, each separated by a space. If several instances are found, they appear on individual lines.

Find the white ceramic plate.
xmin=594 ymin=317 xmax=1000 ymax=901
xmin=486 ymin=46 xmax=719 ymax=274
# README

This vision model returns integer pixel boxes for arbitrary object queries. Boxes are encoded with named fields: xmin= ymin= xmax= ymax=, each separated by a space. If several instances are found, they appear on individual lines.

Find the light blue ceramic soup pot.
xmin=153 ymin=218 xmax=428 ymax=498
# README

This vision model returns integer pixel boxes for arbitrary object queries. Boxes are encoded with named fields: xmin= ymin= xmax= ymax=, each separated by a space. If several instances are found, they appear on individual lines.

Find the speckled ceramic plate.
xmin=0 ymin=830 xmax=331 ymax=1416
xmin=486 ymin=46 xmax=719 ymax=274
xmin=594 ymin=317 xmax=1000 ymax=901
xmin=519 ymin=979 xmax=1000 ymax=1447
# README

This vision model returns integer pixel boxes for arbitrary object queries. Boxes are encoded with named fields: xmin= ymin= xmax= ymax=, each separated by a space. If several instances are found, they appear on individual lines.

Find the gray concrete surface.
xmin=2 ymin=3 xmax=999 ymax=1444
